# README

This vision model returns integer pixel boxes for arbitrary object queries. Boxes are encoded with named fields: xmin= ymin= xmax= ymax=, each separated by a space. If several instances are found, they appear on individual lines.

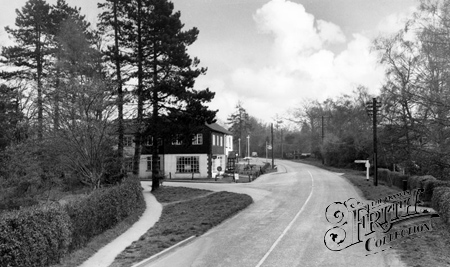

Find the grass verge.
xmin=109 ymin=186 xmax=253 ymax=267
xmin=297 ymin=158 xmax=450 ymax=267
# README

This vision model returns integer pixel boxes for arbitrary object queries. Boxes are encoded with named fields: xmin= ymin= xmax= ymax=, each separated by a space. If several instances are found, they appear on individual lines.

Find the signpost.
xmin=355 ymin=160 xmax=370 ymax=181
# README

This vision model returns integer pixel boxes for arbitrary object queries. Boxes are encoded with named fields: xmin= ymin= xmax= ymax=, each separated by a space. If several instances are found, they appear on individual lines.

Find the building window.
xmin=124 ymin=136 xmax=133 ymax=147
xmin=220 ymin=136 xmax=223 ymax=146
xmin=124 ymin=158 xmax=133 ymax=172
xmin=172 ymin=135 xmax=182 ymax=145
xmin=176 ymin=156 xmax=199 ymax=173
xmin=192 ymin=134 xmax=203 ymax=145
xmin=212 ymin=134 xmax=216 ymax=146
xmin=147 ymin=156 xmax=161 ymax=171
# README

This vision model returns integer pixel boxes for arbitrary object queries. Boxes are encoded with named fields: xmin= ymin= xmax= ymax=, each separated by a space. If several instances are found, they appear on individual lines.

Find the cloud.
xmin=254 ymin=0 xmax=345 ymax=60
xmin=222 ymin=0 xmax=384 ymax=121
xmin=376 ymin=7 xmax=416 ymax=35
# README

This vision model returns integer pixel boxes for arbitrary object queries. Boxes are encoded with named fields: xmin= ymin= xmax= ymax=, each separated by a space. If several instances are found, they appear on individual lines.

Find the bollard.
xmin=403 ymin=180 xmax=407 ymax=191
xmin=169 ymin=172 xmax=171 ymax=179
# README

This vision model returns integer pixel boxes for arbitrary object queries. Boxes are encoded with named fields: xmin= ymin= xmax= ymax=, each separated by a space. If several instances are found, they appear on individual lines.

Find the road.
xmin=145 ymin=159 xmax=406 ymax=267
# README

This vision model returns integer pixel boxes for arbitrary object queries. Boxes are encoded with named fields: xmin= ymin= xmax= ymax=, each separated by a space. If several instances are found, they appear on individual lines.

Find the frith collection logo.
xmin=324 ymin=189 xmax=439 ymax=255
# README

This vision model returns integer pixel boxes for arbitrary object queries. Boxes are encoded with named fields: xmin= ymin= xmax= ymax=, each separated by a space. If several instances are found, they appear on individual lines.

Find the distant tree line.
xmin=289 ymin=0 xmax=450 ymax=179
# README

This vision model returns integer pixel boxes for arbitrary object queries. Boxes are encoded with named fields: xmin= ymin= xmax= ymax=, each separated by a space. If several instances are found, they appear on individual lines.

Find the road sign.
xmin=267 ymin=145 xmax=272 ymax=150
xmin=354 ymin=160 xmax=370 ymax=181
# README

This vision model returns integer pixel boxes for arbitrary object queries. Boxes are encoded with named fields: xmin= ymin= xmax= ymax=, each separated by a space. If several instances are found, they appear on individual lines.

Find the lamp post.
xmin=247 ymin=135 xmax=250 ymax=158
xmin=366 ymin=97 xmax=381 ymax=186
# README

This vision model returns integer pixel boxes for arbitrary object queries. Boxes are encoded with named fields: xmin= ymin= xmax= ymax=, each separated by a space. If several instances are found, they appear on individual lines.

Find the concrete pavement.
xmin=143 ymin=160 xmax=407 ymax=267
xmin=78 ymin=182 xmax=162 ymax=267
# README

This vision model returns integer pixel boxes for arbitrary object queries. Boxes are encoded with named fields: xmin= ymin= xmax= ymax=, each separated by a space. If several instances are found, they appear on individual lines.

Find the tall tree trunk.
xmin=151 ymin=42 xmax=160 ymax=191
xmin=113 ymin=0 xmax=124 ymax=169
xmin=132 ymin=0 xmax=143 ymax=176
xmin=54 ymin=64 xmax=60 ymax=131
xmin=36 ymin=26 xmax=43 ymax=140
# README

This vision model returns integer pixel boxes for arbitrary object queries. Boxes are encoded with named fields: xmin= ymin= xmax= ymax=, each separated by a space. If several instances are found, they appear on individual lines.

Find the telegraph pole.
xmin=321 ymin=116 xmax=324 ymax=164
xmin=271 ymin=123 xmax=274 ymax=168
xmin=366 ymin=98 xmax=381 ymax=186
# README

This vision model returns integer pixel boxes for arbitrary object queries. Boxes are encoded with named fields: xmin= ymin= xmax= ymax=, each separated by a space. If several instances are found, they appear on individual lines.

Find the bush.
xmin=260 ymin=163 xmax=271 ymax=174
xmin=0 ymin=204 xmax=71 ymax=267
xmin=0 ymin=196 xmax=39 ymax=212
xmin=423 ymin=179 xmax=450 ymax=202
xmin=407 ymin=176 xmax=420 ymax=190
xmin=389 ymin=171 xmax=408 ymax=189
xmin=378 ymin=168 xmax=389 ymax=184
xmin=408 ymin=175 xmax=436 ymax=191
xmin=431 ymin=187 xmax=450 ymax=224
xmin=377 ymin=168 xmax=407 ymax=189
xmin=65 ymin=177 xmax=144 ymax=251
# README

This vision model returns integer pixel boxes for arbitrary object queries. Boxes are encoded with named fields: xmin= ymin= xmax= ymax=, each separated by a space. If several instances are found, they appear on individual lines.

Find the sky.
xmin=0 ymin=0 xmax=419 ymax=124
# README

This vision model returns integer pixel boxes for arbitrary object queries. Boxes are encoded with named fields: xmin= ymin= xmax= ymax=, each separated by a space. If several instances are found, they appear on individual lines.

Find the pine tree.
xmin=0 ymin=84 xmax=23 ymax=150
xmin=227 ymin=102 xmax=252 ymax=157
xmin=49 ymin=0 xmax=91 ymax=130
xmin=123 ymin=0 xmax=216 ymax=190
xmin=1 ymin=0 xmax=52 ymax=139
xmin=98 ymin=0 xmax=131 ymax=168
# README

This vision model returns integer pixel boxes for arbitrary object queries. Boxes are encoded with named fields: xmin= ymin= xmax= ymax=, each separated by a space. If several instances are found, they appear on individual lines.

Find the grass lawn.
xmin=296 ymin=158 xmax=450 ymax=267
xmin=109 ymin=186 xmax=253 ymax=267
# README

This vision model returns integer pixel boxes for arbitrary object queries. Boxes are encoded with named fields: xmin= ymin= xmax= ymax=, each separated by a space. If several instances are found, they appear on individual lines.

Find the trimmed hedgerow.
xmin=0 ymin=204 xmax=71 ymax=267
xmin=389 ymin=171 xmax=409 ymax=190
xmin=378 ymin=168 xmax=390 ymax=184
xmin=65 ymin=177 xmax=145 ymax=251
xmin=432 ymin=186 xmax=450 ymax=224
xmin=377 ymin=168 xmax=407 ymax=189
xmin=423 ymin=179 xmax=450 ymax=202
xmin=0 ymin=177 xmax=145 ymax=267
xmin=408 ymin=175 xmax=436 ymax=191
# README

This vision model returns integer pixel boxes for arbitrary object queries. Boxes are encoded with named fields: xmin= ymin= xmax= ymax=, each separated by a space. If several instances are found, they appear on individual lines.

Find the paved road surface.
xmin=145 ymin=159 xmax=406 ymax=267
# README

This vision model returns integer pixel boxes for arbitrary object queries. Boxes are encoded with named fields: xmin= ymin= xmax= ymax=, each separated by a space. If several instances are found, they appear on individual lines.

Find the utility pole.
xmin=366 ymin=98 xmax=381 ymax=186
xmin=247 ymin=135 xmax=250 ymax=158
xmin=271 ymin=123 xmax=274 ymax=168
xmin=321 ymin=116 xmax=324 ymax=164
xmin=266 ymin=140 xmax=268 ymax=162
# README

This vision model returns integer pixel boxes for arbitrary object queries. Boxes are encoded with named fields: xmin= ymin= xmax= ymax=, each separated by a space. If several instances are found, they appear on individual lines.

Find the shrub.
xmin=377 ymin=168 xmax=407 ymax=189
xmin=389 ymin=171 xmax=409 ymax=190
xmin=65 ymin=177 xmax=144 ymax=251
xmin=408 ymin=175 xmax=436 ymax=190
xmin=423 ymin=179 xmax=450 ymax=202
xmin=431 ymin=187 xmax=450 ymax=224
xmin=408 ymin=176 xmax=420 ymax=190
xmin=378 ymin=168 xmax=389 ymax=184
xmin=0 ymin=204 xmax=71 ymax=267
xmin=0 ymin=193 xmax=40 ymax=212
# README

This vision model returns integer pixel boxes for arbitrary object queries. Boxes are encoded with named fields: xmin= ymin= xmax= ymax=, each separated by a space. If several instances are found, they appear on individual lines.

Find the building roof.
xmin=206 ymin=122 xmax=233 ymax=135
xmin=117 ymin=119 xmax=232 ymax=135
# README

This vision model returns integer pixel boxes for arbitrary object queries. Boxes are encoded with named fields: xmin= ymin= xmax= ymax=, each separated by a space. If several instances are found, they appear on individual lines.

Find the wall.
xmin=164 ymin=154 xmax=208 ymax=179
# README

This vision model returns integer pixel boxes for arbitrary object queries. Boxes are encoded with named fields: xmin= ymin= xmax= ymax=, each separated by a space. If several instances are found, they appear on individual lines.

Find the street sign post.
xmin=355 ymin=160 xmax=370 ymax=181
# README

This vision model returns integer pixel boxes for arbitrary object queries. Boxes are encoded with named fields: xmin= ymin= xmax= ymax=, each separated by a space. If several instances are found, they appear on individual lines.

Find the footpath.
xmin=78 ymin=181 xmax=162 ymax=267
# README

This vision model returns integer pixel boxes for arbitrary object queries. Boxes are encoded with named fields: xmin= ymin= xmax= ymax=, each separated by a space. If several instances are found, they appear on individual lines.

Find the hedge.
xmin=0 ymin=204 xmax=71 ymax=267
xmin=432 ymin=187 xmax=450 ymax=224
xmin=0 ymin=177 xmax=145 ymax=267
xmin=423 ymin=179 xmax=450 ymax=202
xmin=65 ymin=177 xmax=145 ymax=251
xmin=378 ymin=168 xmax=408 ymax=189
xmin=378 ymin=168 xmax=389 ymax=184
xmin=408 ymin=175 xmax=437 ymax=191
